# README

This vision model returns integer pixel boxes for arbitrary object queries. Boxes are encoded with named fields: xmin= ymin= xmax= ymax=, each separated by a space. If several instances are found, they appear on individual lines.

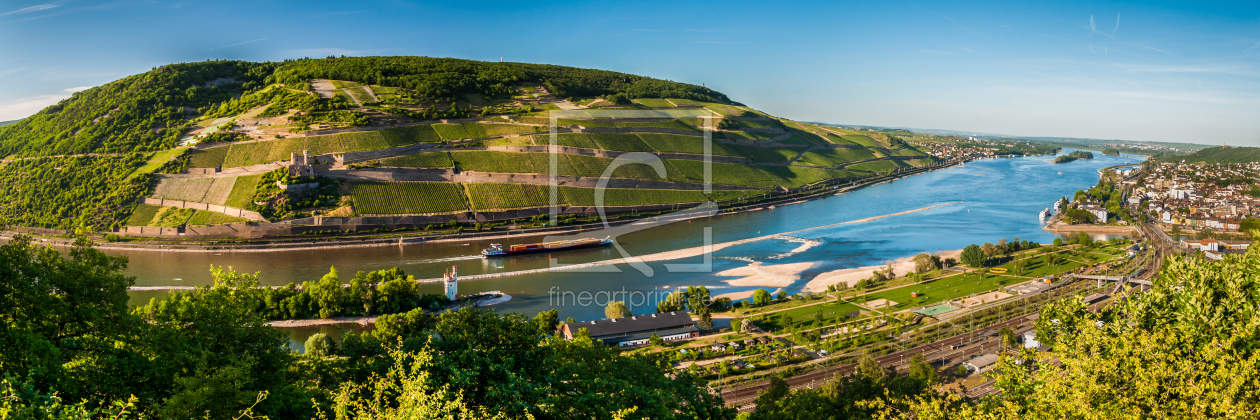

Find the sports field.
xmin=862 ymin=272 xmax=1016 ymax=310
xmin=753 ymin=301 xmax=865 ymax=332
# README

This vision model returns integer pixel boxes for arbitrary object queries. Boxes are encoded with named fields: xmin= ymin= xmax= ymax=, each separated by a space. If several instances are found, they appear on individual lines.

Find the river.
xmin=116 ymin=149 xmax=1140 ymax=327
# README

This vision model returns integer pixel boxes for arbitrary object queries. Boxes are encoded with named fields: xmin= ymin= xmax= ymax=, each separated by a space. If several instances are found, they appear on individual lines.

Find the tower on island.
xmin=443 ymin=266 xmax=459 ymax=301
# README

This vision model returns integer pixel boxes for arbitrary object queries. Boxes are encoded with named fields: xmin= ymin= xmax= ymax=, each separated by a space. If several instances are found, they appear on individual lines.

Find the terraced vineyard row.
xmin=220 ymin=125 xmax=441 ymax=168
xmin=465 ymin=183 xmax=551 ymax=211
xmin=349 ymin=181 xmax=468 ymax=215
xmin=377 ymin=152 xmax=455 ymax=168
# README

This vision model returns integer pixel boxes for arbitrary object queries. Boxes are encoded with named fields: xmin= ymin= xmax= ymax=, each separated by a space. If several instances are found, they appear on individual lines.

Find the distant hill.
xmin=1169 ymin=146 xmax=1260 ymax=163
xmin=0 ymin=120 xmax=17 ymax=127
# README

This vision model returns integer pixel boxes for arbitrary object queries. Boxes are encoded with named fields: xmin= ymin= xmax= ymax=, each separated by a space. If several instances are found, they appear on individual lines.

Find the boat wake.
xmin=767 ymin=235 xmax=822 ymax=259
xmin=403 ymin=255 xmax=484 ymax=264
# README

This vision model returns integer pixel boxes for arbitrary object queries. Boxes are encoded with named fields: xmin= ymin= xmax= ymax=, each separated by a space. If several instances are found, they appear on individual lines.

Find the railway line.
xmin=720 ymin=313 xmax=1038 ymax=409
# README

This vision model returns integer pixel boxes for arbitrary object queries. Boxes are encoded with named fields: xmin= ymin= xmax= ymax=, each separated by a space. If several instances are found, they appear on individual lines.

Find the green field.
xmin=464 ymin=183 xmax=551 ymax=211
xmin=724 ymin=144 xmax=804 ymax=164
xmin=994 ymin=253 xmax=1085 ymax=278
xmin=722 ymin=131 xmax=783 ymax=141
xmin=129 ymin=148 xmax=187 ymax=179
xmin=377 ymin=152 xmax=454 ymax=168
xmin=636 ymin=133 xmax=738 ymax=156
xmin=481 ymin=123 xmax=540 ymax=137
xmin=862 ymin=272 xmax=1012 ymax=310
xmin=793 ymin=148 xmax=876 ymax=168
xmin=846 ymin=159 xmax=905 ymax=173
xmin=821 ymin=134 xmax=859 ymax=146
xmin=344 ymin=86 xmax=375 ymax=104
xmin=152 ymin=177 xmax=214 ymax=202
xmin=752 ymin=301 xmax=865 ymax=332
xmin=150 ymin=207 xmax=196 ymax=227
xmin=891 ymin=147 xmax=928 ymax=157
xmin=633 ymin=98 xmax=675 ymax=107
xmin=841 ymin=135 xmax=882 ymax=148
xmin=221 ymin=126 xmax=440 ymax=168
xmin=349 ymin=182 xmax=468 ymax=215
xmin=551 ymin=133 xmax=600 ymax=149
xmin=587 ymin=133 xmax=652 ymax=152
xmin=125 ymin=203 xmax=164 ymax=226
xmin=224 ymin=174 xmax=261 ymax=208
xmin=187 ymin=210 xmax=248 ymax=226
xmin=452 ymin=151 xmax=541 ymax=173
xmin=781 ymin=129 xmax=826 ymax=146
xmin=558 ymin=187 xmax=710 ymax=207
xmin=188 ymin=146 xmax=229 ymax=168
xmin=734 ymin=119 xmax=786 ymax=130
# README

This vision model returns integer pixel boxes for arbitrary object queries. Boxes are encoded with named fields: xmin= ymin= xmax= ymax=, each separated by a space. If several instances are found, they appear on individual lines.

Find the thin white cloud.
xmin=1246 ymin=41 xmax=1260 ymax=55
xmin=206 ymin=38 xmax=266 ymax=52
xmin=920 ymin=50 xmax=954 ymax=54
xmin=1115 ymin=64 xmax=1246 ymax=74
xmin=63 ymin=86 xmax=91 ymax=93
xmin=1089 ymin=15 xmax=1095 ymax=36
xmin=1112 ymin=13 xmax=1120 ymax=38
xmin=0 ymin=3 xmax=58 ymax=17
xmin=959 ymin=47 xmax=973 ymax=52
xmin=0 ymin=94 xmax=67 ymax=121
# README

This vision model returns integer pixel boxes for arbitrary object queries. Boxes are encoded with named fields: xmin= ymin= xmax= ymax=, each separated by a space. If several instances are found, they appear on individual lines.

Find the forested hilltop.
xmin=0 ymin=57 xmax=940 ymax=233
xmin=1165 ymin=146 xmax=1260 ymax=163
xmin=0 ymin=57 xmax=729 ymax=158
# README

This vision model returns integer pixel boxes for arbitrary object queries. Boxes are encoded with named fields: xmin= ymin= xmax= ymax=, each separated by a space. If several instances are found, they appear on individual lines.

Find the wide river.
xmin=117 ymin=149 xmax=1141 ymax=328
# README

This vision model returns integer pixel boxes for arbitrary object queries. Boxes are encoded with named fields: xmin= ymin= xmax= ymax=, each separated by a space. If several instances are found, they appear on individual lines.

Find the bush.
xmin=305 ymin=332 xmax=337 ymax=357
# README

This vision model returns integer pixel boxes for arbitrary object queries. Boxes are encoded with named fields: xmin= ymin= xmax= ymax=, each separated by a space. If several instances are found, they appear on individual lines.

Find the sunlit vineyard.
xmin=349 ymin=181 xmax=468 ymax=215
xmin=377 ymin=152 xmax=454 ymax=168
xmin=464 ymin=183 xmax=551 ymax=211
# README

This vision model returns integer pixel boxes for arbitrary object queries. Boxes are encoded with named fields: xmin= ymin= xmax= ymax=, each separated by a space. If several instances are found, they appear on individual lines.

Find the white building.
xmin=443 ymin=266 xmax=459 ymax=301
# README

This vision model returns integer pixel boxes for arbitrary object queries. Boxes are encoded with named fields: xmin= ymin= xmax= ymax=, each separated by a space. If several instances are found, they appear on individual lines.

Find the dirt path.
xmin=310 ymin=80 xmax=337 ymax=99
xmin=362 ymin=85 xmax=380 ymax=102
xmin=341 ymin=88 xmax=363 ymax=107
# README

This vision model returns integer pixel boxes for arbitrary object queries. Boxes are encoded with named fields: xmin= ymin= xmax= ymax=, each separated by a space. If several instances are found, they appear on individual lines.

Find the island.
xmin=1054 ymin=150 xmax=1095 ymax=163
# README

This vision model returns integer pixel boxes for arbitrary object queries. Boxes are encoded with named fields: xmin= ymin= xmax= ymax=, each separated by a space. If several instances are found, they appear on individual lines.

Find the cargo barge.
xmin=481 ymin=236 xmax=613 ymax=257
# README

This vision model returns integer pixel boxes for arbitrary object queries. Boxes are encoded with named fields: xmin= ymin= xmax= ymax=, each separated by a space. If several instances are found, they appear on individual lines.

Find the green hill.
xmin=0 ymin=57 xmax=939 ymax=232
xmin=1167 ymin=146 xmax=1260 ymax=163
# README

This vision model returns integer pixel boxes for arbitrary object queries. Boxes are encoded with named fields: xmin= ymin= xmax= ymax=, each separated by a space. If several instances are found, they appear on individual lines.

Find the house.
xmin=964 ymin=354 xmax=1000 ymax=373
xmin=560 ymin=311 xmax=699 ymax=348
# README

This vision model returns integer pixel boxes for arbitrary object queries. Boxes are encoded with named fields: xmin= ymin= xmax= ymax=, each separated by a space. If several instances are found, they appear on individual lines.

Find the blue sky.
xmin=2 ymin=0 xmax=1258 ymax=145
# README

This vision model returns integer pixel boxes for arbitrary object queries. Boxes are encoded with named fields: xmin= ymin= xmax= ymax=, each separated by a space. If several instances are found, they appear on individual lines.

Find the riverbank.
xmin=1 ymin=161 xmax=966 ymax=254
xmin=1042 ymin=220 xmax=1135 ymax=234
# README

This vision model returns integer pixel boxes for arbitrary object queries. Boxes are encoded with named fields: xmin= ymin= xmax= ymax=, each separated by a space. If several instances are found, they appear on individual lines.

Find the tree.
xmin=814 ymin=309 xmax=825 ymax=328
xmin=1078 ymin=232 xmax=1094 ymax=248
xmin=731 ymin=317 xmax=744 ymax=332
xmin=1053 ymin=237 xmax=1064 ymax=246
xmin=696 ymin=311 xmax=714 ymax=331
xmin=961 ymin=244 xmax=986 ymax=268
xmin=981 ymin=243 xmax=998 ymax=259
xmin=854 ymin=353 xmax=885 ymax=379
xmin=907 ymin=353 xmax=937 ymax=385
xmin=605 ymin=301 xmax=631 ymax=319
xmin=529 ymin=309 xmax=560 ymax=336
xmin=305 ymin=332 xmax=337 ymax=357
xmin=776 ymin=291 xmax=788 ymax=301
xmin=913 ymin=253 xmax=942 ymax=273
xmin=649 ymin=333 xmax=666 ymax=347
xmin=753 ymin=289 xmax=773 ymax=306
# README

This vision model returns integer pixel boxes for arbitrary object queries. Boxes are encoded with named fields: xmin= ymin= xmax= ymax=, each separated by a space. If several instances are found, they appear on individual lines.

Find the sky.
xmin=1 ymin=0 xmax=1259 ymax=145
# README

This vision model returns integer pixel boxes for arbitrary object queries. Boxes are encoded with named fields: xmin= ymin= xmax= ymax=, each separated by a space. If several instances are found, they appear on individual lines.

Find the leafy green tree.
xmin=529 ymin=309 xmax=560 ymax=336
xmin=961 ymin=244 xmax=986 ymax=268
xmin=649 ymin=333 xmax=666 ymax=347
xmin=753 ymin=289 xmax=773 ymax=306
xmin=305 ymin=333 xmax=337 ymax=357
xmin=309 ymin=266 xmax=345 ymax=318
xmin=907 ymin=353 xmax=938 ymax=385
xmin=605 ymin=301 xmax=631 ymax=319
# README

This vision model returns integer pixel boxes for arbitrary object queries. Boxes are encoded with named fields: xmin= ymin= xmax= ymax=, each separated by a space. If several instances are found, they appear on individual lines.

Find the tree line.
xmin=0 ymin=236 xmax=733 ymax=419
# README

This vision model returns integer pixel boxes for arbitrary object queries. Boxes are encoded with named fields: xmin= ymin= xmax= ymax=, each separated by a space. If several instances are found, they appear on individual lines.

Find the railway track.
xmin=720 ymin=313 xmax=1038 ymax=408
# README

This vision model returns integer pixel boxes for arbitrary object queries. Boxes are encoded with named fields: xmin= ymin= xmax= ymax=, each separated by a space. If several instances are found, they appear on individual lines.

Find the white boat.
xmin=1039 ymin=208 xmax=1050 ymax=220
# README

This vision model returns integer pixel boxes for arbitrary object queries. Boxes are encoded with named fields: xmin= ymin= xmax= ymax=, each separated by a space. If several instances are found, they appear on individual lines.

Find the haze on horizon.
xmin=1 ymin=0 xmax=1258 ymax=146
